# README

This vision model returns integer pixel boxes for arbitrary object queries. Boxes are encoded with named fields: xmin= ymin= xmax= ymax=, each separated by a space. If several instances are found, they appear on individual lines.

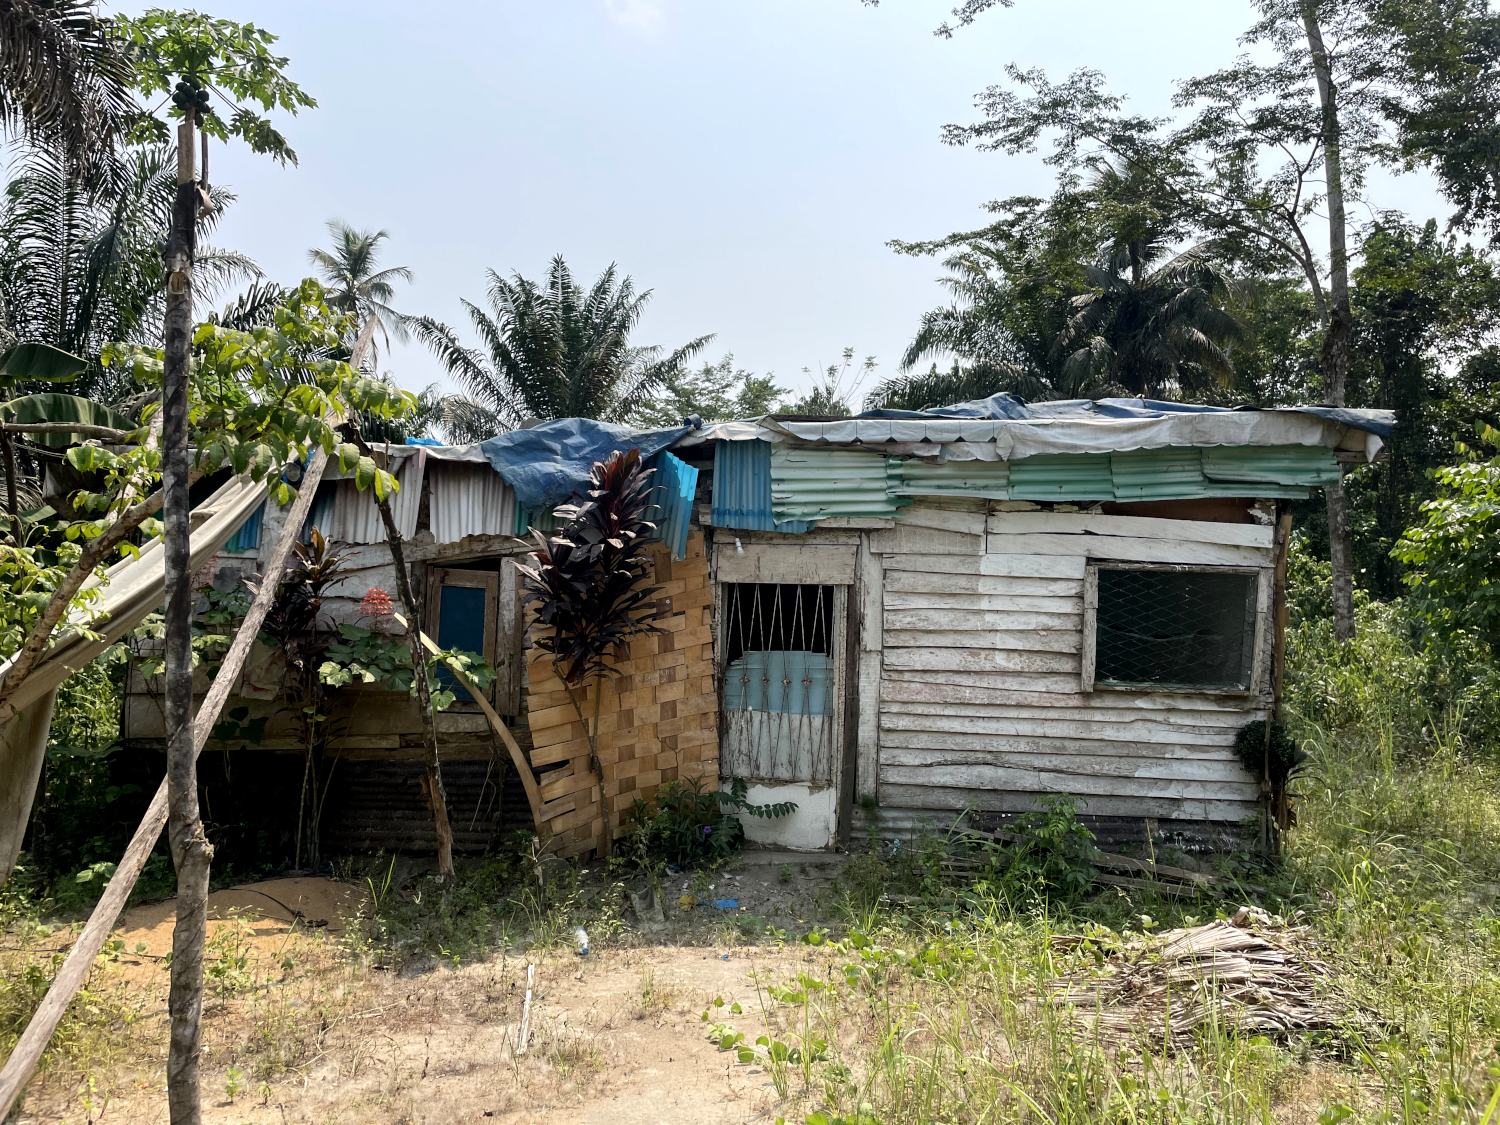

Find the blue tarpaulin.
xmin=480 ymin=418 xmax=692 ymax=511
xmin=856 ymin=393 xmax=1396 ymax=438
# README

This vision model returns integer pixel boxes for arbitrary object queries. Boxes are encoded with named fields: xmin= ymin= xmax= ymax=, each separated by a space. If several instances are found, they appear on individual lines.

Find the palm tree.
xmin=0 ymin=143 xmax=254 ymax=402
xmin=412 ymin=255 xmax=713 ymax=429
xmin=1051 ymin=241 xmax=1245 ymax=399
xmin=866 ymin=244 xmax=1112 ymax=411
xmin=871 ymin=162 xmax=1245 ymax=410
xmin=0 ymin=0 xmax=134 ymax=181
xmin=307 ymin=220 xmax=414 ymax=365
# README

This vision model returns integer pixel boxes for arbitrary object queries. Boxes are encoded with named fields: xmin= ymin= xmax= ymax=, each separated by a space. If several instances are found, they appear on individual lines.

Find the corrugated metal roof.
xmin=896 ymin=458 xmax=1011 ymax=498
xmin=1110 ymin=447 xmax=1211 ymax=501
xmin=1008 ymin=453 xmax=1115 ymax=500
xmin=711 ymin=440 xmax=812 ymax=533
xmin=1202 ymin=445 xmax=1340 ymax=487
xmin=771 ymin=448 xmax=912 ymax=521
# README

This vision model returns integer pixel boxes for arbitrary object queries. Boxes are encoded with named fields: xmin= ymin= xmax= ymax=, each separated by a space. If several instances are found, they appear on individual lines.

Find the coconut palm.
xmin=867 ymin=244 xmax=1112 ymax=411
xmin=412 ymin=255 xmax=713 ymax=429
xmin=307 ymin=220 xmax=414 ymax=365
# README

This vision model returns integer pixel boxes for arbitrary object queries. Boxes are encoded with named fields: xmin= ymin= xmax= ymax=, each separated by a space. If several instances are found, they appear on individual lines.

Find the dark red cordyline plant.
xmin=517 ymin=448 xmax=663 ymax=853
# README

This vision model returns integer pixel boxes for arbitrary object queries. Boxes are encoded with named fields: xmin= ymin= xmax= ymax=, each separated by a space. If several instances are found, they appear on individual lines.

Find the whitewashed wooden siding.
xmin=873 ymin=505 xmax=1272 ymax=822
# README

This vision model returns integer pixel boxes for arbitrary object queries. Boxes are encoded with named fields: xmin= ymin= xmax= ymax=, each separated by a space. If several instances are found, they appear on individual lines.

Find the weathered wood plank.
xmin=876 ymin=783 xmax=1255 ymax=822
xmin=877 ymin=729 xmax=1242 ymax=761
xmin=879 ymin=670 xmax=1263 ymax=712
xmin=985 ymin=533 xmax=1273 ymax=567
xmin=882 ymin=570 xmax=1084 ymax=597
xmin=882 ymin=647 xmax=1080 ymax=674
xmin=894 ymin=507 xmax=989 ymax=537
xmin=715 ymin=542 xmax=857 ymax=585
xmin=878 ymin=746 xmax=1252 ymax=782
xmin=885 ymin=591 xmax=1085 ymax=614
xmin=865 ymin=523 xmax=984 ymax=556
xmin=878 ymin=709 xmax=1245 ymax=744
xmin=882 ymin=628 xmax=1081 ymax=653
xmin=985 ymin=512 xmax=1275 ymax=548
xmin=882 ymin=608 xmax=1082 ymax=632
xmin=978 ymin=554 xmax=1089 ymax=579
xmin=880 ymin=763 xmax=1259 ymax=800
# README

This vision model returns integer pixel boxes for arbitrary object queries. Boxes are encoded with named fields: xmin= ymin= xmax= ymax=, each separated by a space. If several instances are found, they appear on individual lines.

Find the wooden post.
xmin=161 ymin=106 xmax=209 ymax=1125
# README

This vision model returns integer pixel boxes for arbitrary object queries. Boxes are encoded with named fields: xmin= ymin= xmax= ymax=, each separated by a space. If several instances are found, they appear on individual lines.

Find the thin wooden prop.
xmin=516 ymin=963 xmax=535 ymax=1056
xmin=391 ymin=612 xmax=544 ymax=830
xmin=0 ymin=315 xmax=381 ymax=1120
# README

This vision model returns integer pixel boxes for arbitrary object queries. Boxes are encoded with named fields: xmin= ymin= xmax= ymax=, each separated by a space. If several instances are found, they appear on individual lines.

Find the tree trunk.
xmin=2 ymin=426 xmax=17 ymax=536
xmin=1303 ymin=4 xmax=1357 ymax=641
xmin=163 ymin=111 xmax=209 ymax=1125
xmin=352 ymin=429 xmax=454 ymax=878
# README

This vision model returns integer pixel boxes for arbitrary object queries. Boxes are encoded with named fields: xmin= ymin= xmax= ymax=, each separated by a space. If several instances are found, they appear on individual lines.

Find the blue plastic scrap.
xmin=712 ymin=899 xmax=739 ymax=910
xmin=479 ymin=417 xmax=692 ymax=511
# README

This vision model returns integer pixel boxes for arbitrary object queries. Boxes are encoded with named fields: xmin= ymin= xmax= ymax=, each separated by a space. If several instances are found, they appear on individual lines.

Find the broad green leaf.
xmin=2 ymin=393 xmax=134 ymax=448
xmin=0 ymin=343 xmax=87 ymax=389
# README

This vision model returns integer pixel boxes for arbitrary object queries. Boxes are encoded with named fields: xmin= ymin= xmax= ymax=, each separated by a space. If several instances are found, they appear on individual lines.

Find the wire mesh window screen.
xmin=1094 ymin=567 xmax=1258 ymax=690
xmin=720 ymin=582 xmax=838 ymax=784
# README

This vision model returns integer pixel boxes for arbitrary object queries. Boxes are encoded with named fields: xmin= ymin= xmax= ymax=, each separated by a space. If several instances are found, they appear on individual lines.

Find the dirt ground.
xmin=10 ymin=857 xmax=853 ymax=1125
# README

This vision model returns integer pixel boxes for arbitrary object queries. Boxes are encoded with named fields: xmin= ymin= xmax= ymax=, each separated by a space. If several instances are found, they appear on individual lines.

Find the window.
xmin=423 ymin=564 xmax=523 ymax=713
xmin=718 ymin=582 xmax=843 ymax=784
xmin=1082 ymin=563 xmax=1266 ymax=693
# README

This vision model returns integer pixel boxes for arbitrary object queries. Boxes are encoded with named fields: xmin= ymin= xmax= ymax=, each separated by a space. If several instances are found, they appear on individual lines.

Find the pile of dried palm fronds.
xmin=1049 ymin=906 xmax=1347 ymax=1039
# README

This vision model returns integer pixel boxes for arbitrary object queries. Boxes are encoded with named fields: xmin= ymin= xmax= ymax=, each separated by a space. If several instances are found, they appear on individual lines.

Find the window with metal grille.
xmin=1083 ymin=564 xmax=1262 ymax=692
xmin=719 ymin=582 xmax=840 ymax=783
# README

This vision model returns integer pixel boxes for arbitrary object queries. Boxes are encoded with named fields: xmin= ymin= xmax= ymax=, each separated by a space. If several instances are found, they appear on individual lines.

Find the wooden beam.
xmin=397 ymin=613 xmax=544 ymax=832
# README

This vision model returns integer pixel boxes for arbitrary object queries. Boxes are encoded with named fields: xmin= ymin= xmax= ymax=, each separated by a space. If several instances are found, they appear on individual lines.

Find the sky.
xmin=110 ymin=0 xmax=1453 ymax=406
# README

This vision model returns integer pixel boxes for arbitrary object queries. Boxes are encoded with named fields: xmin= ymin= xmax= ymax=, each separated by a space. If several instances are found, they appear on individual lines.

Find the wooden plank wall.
xmin=873 ymin=504 xmax=1272 ymax=823
xmin=523 ymin=531 xmax=718 ymax=858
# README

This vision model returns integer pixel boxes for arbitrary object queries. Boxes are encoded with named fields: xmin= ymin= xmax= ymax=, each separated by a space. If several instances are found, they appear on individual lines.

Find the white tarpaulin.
xmin=0 ymin=475 xmax=268 ymax=877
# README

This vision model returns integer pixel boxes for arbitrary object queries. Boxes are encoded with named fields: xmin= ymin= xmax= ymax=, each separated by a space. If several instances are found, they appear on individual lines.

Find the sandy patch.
xmin=117 ymin=876 xmax=369 ymax=958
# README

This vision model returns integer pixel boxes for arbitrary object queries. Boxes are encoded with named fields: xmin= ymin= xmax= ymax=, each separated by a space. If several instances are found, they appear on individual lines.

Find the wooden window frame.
xmin=425 ymin=567 xmax=499 ymax=711
xmin=1081 ymin=561 xmax=1271 ymax=696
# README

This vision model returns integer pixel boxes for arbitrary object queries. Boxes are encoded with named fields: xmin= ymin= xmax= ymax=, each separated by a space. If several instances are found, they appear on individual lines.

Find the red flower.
xmin=359 ymin=587 xmax=394 ymax=620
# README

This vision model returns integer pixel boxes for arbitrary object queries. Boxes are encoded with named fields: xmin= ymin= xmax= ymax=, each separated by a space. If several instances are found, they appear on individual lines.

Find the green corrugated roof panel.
xmin=896 ymin=457 xmax=1011 ymax=498
xmin=1201 ymin=445 xmax=1341 ymax=487
xmin=1110 ymin=447 xmax=1207 ymax=501
xmin=770 ymin=448 xmax=912 ymax=521
xmin=1009 ymin=453 xmax=1115 ymax=500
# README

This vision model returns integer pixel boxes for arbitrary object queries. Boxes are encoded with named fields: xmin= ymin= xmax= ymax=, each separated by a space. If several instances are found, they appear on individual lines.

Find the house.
xmin=118 ymin=395 xmax=1395 ymax=858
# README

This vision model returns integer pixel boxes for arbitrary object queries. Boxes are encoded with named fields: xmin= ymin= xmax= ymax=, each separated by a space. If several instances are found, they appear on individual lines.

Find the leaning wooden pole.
xmin=0 ymin=319 xmax=378 ymax=1122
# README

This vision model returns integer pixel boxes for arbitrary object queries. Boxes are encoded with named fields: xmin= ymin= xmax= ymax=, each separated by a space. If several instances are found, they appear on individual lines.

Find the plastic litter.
xmin=711 ymin=899 xmax=739 ymax=910
xmin=573 ymin=927 xmax=590 ymax=956
xmin=678 ymin=893 xmax=698 ymax=911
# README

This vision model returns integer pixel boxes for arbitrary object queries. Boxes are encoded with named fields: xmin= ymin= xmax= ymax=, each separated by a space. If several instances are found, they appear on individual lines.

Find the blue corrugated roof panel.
xmin=711 ymin=440 xmax=811 ymax=533
xmin=771 ymin=448 xmax=912 ymax=521
xmin=1009 ymin=453 xmax=1115 ymax=500
xmin=224 ymin=499 xmax=264 ymax=552
xmin=646 ymin=449 xmax=698 ymax=560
